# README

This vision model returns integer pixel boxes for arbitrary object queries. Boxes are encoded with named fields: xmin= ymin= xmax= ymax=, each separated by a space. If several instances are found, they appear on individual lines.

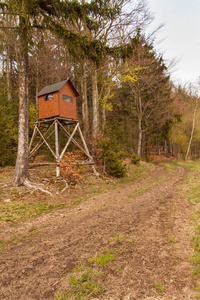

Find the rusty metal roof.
xmin=37 ymin=79 xmax=79 ymax=97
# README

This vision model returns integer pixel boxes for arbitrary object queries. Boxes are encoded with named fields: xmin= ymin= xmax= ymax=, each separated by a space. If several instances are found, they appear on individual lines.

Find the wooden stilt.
xmin=28 ymin=117 xmax=98 ymax=177
xmin=55 ymin=120 xmax=60 ymax=178
xmin=29 ymin=130 xmax=55 ymax=159
xmin=29 ymin=121 xmax=55 ymax=158
xmin=36 ymin=125 xmax=57 ymax=158
xmin=29 ymin=125 xmax=38 ymax=153
xmin=78 ymin=124 xmax=99 ymax=176
xmin=57 ymin=120 xmax=86 ymax=154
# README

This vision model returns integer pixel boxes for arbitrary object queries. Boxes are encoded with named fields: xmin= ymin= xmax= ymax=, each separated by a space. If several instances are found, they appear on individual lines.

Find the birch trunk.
xmin=92 ymin=65 xmax=99 ymax=138
xmin=13 ymin=10 xmax=29 ymax=185
xmin=185 ymin=97 xmax=198 ymax=161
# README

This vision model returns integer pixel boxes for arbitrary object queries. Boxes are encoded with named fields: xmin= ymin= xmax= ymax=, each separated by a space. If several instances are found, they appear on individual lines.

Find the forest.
xmin=2 ymin=1 xmax=200 ymax=299
xmin=0 ymin=0 xmax=200 ymax=182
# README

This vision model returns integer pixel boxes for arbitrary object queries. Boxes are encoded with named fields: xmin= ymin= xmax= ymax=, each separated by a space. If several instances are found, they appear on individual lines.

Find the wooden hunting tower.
xmin=38 ymin=79 xmax=79 ymax=120
xmin=29 ymin=79 xmax=99 ymax=178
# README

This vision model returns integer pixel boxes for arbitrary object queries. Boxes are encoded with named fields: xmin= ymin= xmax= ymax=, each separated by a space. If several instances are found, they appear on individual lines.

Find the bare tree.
xmin=119 ymin=33 xmax=173 ymax=157
xmin=185 ymin=87 xmax=199 ymax=161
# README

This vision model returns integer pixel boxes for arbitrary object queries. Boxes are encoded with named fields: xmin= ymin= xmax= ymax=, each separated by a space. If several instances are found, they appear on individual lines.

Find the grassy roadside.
xmin=0 ymin=162 xmax=155 ymax=224
xmin=172 ymin=160 xmax=200 ymax=299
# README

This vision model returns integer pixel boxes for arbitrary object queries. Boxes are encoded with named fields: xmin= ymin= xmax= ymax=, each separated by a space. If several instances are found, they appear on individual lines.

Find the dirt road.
xmin=0 ymin=164 xmax=197 ymax=299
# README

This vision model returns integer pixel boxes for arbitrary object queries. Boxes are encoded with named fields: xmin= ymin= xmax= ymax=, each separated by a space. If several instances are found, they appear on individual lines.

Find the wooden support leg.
xmin=57 ymin=120 xmax=87 ymax=155
xmin=36 ymin=126 xmax=57 ymax=158
xmin=29 ymin=130 xmax=55 ymax=159
xmin=55 ymin=121 xmax=60 ymax=178
xmin=29 ymin=124 xmax=38 ymax=153
xmin=28 ymin=117 xmax=99 ymax=179
xmin=78 ymin=124 xmax=99 ymax=176
xmin=59 ymin=122 xmax=79 ymax=161
xmin=29 ymin=121 xmax=55 ymax=158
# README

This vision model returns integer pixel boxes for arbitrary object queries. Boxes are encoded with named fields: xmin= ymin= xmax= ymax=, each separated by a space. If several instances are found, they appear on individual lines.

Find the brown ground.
xmin=0 ymin=163 xmax=197 ymax=299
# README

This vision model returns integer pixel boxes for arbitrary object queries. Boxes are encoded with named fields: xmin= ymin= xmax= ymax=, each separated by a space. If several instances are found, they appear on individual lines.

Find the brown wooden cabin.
xmin=37 ymin=79 xmax=79 ymax=120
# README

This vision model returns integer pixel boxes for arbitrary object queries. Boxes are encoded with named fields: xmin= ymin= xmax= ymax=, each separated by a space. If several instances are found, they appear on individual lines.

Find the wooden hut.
xmin=37 ymin=79 xmax=79 ymax=120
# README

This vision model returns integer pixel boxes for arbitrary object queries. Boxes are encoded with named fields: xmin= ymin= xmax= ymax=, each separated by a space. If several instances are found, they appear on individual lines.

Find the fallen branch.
xmin=60 ymin=179 xmax=69 ymax=193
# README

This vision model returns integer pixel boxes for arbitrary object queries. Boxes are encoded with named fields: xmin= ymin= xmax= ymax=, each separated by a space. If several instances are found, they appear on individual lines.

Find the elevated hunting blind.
xmin=29 ymin=79 xmax=98 ymax=178
xmin=38 ymin=79 xmax=79 ymax=120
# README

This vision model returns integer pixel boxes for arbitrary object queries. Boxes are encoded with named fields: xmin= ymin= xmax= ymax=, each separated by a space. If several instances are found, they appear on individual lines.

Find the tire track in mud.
xmin=0 ymin=164 xmax=197 ymax=299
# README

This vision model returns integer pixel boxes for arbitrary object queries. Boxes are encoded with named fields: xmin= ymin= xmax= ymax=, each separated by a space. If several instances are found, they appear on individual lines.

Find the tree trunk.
xmin=35 ymin=54 xmax=39 ymax=109
xmin=80 ymin=61 xmax=89 ymax=139
xmin=168 ymin=140 xmax=173 ymax=156
xmin=185 ymin=97 xmax=198 ymax=161
xmin=137 ymin=93 xmax=142 ymax=157
xmin=144 ymin=140 xmax=149 ymax=158
xmin=102 ymin=87 xmax=110 ymax=131
xmin=6 ymin=44 xmax=11 ymax=101
xmin=92 ymin=65 xmax=99 ymax=138
xmin=6 ymin=12 xmax=12 ymax=101
xmin=102 ymin=103 xmax=106 ymax=131
xmin=157 ymin=141 xmax=161 ymax=155
xmin=164 ymin=140 xmax=167 ymax=153
xmin=13 ymin=14 xmax=29 ymax=185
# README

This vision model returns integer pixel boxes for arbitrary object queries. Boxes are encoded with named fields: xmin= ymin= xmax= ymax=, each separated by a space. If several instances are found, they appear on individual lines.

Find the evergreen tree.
xmin=117 ymin=33 xmax=173 ymax=157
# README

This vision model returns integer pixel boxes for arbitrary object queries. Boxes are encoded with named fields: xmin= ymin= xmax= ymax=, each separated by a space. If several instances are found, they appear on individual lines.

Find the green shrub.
xmin=117 ymin=151 xmax=130 ymax=159
xmin=105 ymin=150 xmax=127 ymax=178
xmin=131 ymin=153 xmax=140 ymax=165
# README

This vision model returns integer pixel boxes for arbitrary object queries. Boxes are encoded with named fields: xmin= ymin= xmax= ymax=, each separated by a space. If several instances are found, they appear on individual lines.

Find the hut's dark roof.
xmin=37 ymin=79 xmax=79 ymax=97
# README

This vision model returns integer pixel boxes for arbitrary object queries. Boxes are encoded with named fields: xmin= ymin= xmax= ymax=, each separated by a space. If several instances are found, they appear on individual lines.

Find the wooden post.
xmin=29 ymin=124 xmax=37 ymax=153
xmin=36 ymin=125 xmax=56 ymax=158
xmin=55 ymin=120 xmax=60 ymax=178
xmin=78 ymin=124 xmax=99 ymax=176
xmin=57 ymin=120 xmax=87 ymax=155
xmin=29 ymin=130 xmax=55 ymax=159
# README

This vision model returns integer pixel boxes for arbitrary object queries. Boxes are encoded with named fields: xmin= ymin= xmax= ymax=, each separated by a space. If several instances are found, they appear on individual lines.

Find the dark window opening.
xmin=44 ymin=93 xmax=54 ymax=101
xmin=62 ymin=95 xmax=73 ymax=102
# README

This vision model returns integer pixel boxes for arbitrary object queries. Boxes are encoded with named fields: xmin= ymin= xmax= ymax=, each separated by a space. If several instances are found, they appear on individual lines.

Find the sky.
xmin=147 ymin=0 xmax=200 ymax=85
